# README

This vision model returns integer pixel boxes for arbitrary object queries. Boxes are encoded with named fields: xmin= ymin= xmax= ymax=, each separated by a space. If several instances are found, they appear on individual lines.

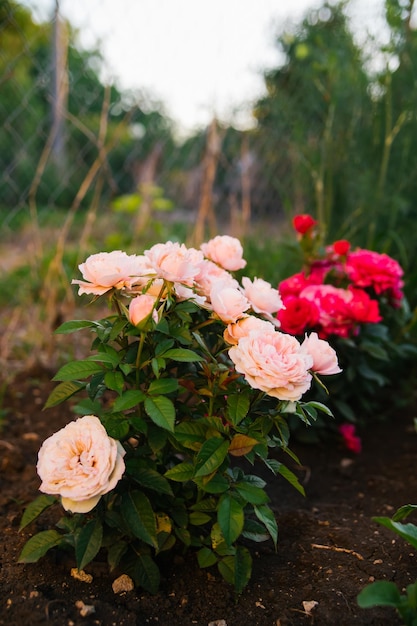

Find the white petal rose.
xmin=301 ymin=332 xmax=342 ymax=375
xmin=210 ymin=281 xmax=250 ymax=324
xmin=241 ymin=276 xmax=284 ymax=315
xmin=72 ymin=251 xmax=152 ymax=296
xmin=228 ymin=329 xmax=313 ymax=401
xmin=224 ymin=315 xmax=275 ymax=345
xmin=37 ymin=415 xmax=126 ymax=513
xmin=201 ymin=235 xmax=247 ymax=271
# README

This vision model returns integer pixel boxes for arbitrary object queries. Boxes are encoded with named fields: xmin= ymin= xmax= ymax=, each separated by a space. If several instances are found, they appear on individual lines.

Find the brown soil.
xmin=1 ymin=367 xmax=416 ymax=626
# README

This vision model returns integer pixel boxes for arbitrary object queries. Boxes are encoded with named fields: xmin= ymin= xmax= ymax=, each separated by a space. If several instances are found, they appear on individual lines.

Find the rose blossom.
xmin=300 ymin=284 xmax=355 ymax=338
xmin=194 ymin=259 xmax=238 ymax=299
xmin=346 ymin=249 xmax=404 ymax=300
xmin=241 ymin=277 xmax=284 ymax=316
xmin=37 ymin=415 xmax=126 ymax=513
xmin=292 ymin=214 xmax=317 ymax=235
xmin=278 ymin=296 xmax=320 ymax=335
xmin=72 ymin=251 xmax=152 ymax=296
xmin=228 ymin=329 xmax=313 ymax=401
xmin=129 ymin=294 xmax=158 ymax=326
xmin=144 ymin=241 xmax=204 ymax=286
xmin=201 ymin=235 xmax=246 ymax=271
xmin=210 ymin=281 xmax=250 ymax=323
xmin=339 ymin=423 xmax=362 ymax=454
xmin=301 ymin=332 xmax=342 ymax=375
xmin=224 ymin=316 xmax=275 ymax=345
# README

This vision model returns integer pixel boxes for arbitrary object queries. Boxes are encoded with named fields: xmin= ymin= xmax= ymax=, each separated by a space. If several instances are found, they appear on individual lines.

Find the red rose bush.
xmin=278 ymin=215 xmax=412 ymax=447
xmin=19 ymin=235 xmax=339 ymax=594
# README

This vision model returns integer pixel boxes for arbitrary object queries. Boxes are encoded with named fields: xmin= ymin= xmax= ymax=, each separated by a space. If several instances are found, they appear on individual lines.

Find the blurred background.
xmin=1 ymin=0 xmax=417 ymax=374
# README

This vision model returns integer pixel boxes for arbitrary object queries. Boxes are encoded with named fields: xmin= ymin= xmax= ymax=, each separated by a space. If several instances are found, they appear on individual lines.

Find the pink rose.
xmin=346 ymin=249 xmax=404 ymax=300
xmin=195 ymin=259 xmax=238 ymax=299
xmin=72 ymin=251 xmax=152 ymax=296
xmin=278 ymin=296 xmax=320 ymax=335
xmin=129 ymin=294 xmax=158 ymax=326
xmin=37 ymin=415 xmax=125 ymax=513
xmin=300 ymin=284 xmax=355 ymax=338
xmin=301 ymin=332 xmax=342 ymax=375
xmin=348 ymin=288 xmax=382 ymax=324
xmin=201 ymin=235 xmax=246 ymax=271
xmin=210 ymin=281 xmax=250 ymax=324
xmin=228 ymin=329 xmax=313 ymax=401
xmin=241 ymin=277 xmax=284 ymax=315
xmin=145 ymin=241 xmax=204 ymax=286
xmin=224 ymin=316 xmax=275 ymax=345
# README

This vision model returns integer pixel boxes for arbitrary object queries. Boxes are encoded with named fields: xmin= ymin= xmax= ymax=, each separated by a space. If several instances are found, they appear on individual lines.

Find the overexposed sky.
xmin=29 ymin=0 xmax=386 ymax=133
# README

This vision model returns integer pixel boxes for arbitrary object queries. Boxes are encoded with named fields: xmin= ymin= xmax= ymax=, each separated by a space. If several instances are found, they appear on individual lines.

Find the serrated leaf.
xmin=254 ymin=504 xmax=278 ymax=548
xmin=102 ymin=414 xmax=130 ymax=439
xmin=113 ymin=389 xmax=146 ymax=411
xmin=164 ymin=461 xmax=194 ymax=482
xmin=218 ymin=494 xmax=244 ymax=545
xmin=162 ymin=348 xmax=204 ymax=362
xmin=144 ymin=396 xmax=175 ymax=432
xmin=194 ymin=437 xmax=229 ymax=478
xmin=19 ymin=495 xmax=57 ymax=530
xmin=55 ymin=320 xmax=96 ymax=334
xmin=104 ymin=370 xmax=125 ymax=394
xmin=127 ymin=465 xmax=174 ymax=496
xmin=53 ymin=360 xmax=105 ymax=381
xmin=18 ymin=530 xmax=63 ymax=563
xmin=76 ymin=519 xmax=103 ymax=571
xmin=44 ymin=381 xmax=86 ymax=409
xmin=148 ymin=378 xmax=179 ymax=395
xmin=229 ymin=434 xmax=259 ymax=457
xmin=227 ymin=393 xmax=250 ymax=426
xmin=121 ymin=491 xmax=157 ymax=548
xmin=174 ymin=421 xmax=207 ymax=450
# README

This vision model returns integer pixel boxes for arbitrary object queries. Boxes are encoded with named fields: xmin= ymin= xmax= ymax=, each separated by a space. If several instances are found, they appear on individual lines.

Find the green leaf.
xmin=107 ymin=540 xmax=128 ymax=571
xmin=164 ymin=462 xmax=194 ymax=482
xmin=113 ymin=390 xmax=146 ymax=411
xmin=86 ymin=351 xmax=120 ymax=368
xmin=18 ymin=530 xmax=63 ymax=563
xmin=189 ymin=511 xmax=212 ymax=525
xmin=357 ymin=581 xmax=402 ymax=608
xmin=76 ymin=519 xmax=103 ymax=571
xmin=227 ymin=392 xmax=250 ymax=426
xmin=148 ymin=378 xmax=179 ymax=395
xmin=193 ymin=473 xmax=230 ymax=494
xmin=19 ymin=495 xmax=57 ymax=530
xmin=194 ymin=437 xmax=230 ymax=478
xmin=373 ymin=517 xmax=417 ymax=550
xmin=218 ymin=494 xmax=244 ymax=545
xmin=303 ymin=401 xmax=334 ymax=417
xmin=392 ymin=504 xmax=417 ymax=522
xmin=121 ymin=491 xmax=157 ymax=548
xmin=235 ymin=482 xmax=269 ymax=505
xmin=127 ymin=465 xmax=174 ymax=496
xmin=174 ymin=421 xmax=207 ymax=450
xmin=254 ymin=504 xmax=278 ymax=549
xmin=102 ymin=414 xmax=130 ymax=439
xmin=197 ymin=547 xmax=218 ymax=568
xmin=55 ymin=320 xmax=96 ymax=334
xmin=162 ymin=348 xmax=204 ymax=362
xmin=278 ymin=464 xmax=305 ymax=496
xmin=53 ymin=360 xmax=105 ymax=381
xmin=104 ymin=370 xmax=125 ymax=394
xmin=144 ymin=396 xmax=175 ymax=432
xmin=132 ymin=553 xmax=160 ymax=594
xmin=234 ymin=545 xmax=252 ymax=594
xmin=44 ymin=381 xmax=86 ymax=409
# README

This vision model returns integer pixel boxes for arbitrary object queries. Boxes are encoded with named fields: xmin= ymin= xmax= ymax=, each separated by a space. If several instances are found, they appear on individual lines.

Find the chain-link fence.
xmin=1 ymin=0 xmax=389 ymax=240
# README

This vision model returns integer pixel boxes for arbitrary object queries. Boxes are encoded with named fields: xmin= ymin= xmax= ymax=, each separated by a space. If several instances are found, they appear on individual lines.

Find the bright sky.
xmin=29 ymin=0 xmax=385 ymax=133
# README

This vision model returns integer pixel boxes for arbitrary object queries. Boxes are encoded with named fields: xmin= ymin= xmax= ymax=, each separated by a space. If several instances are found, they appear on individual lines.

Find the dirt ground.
xmin=0 ymin=367 xmax=416 ymax=626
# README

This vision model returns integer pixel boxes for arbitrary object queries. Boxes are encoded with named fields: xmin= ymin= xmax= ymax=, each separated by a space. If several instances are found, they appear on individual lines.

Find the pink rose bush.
xmin=20 ymin=235 xmax=339 ymax=595
xmin=277 ymin=214 xmax=413 ymax=444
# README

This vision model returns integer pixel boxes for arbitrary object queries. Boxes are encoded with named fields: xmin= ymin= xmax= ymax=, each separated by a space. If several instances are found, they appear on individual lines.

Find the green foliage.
xmin=358 ymin=504 xmax=417 ymax=625
xmin=18 ymin=240 xmax=334 ymax=594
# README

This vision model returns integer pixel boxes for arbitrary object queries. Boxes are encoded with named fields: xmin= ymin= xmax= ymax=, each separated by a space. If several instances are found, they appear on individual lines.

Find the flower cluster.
xmin=19 ymin=235 xmax=339 ymax=594
xmin=278 ymin=215 xmax=404 ymax=339
xmin=276 ymin=214 xmax=411 ymax=450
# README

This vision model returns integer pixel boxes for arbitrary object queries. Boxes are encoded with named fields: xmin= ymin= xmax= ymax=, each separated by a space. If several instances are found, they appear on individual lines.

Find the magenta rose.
xmin=277 ymin=296 xmax=320 ymax=335
xmin=345 ymin=249 xmax=404 ymax=301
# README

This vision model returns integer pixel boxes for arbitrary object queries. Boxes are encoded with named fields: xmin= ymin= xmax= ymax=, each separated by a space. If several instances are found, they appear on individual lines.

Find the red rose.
xmin=346 ymin=249 xmax=404 ymax=301
xmin=333 ymin=240 xmax=350 ymax=256
xmin=292 ymin=214 xmax=317 ymax=235
xmin=278 ymin=296 xmax=320 ymax=335
xmin=348 ymin=288 xmax=382 ymax=324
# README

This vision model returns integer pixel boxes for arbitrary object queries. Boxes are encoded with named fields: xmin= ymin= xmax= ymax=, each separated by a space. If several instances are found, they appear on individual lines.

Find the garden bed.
xmin=1 ymin=367 xmax=416 ymax=626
